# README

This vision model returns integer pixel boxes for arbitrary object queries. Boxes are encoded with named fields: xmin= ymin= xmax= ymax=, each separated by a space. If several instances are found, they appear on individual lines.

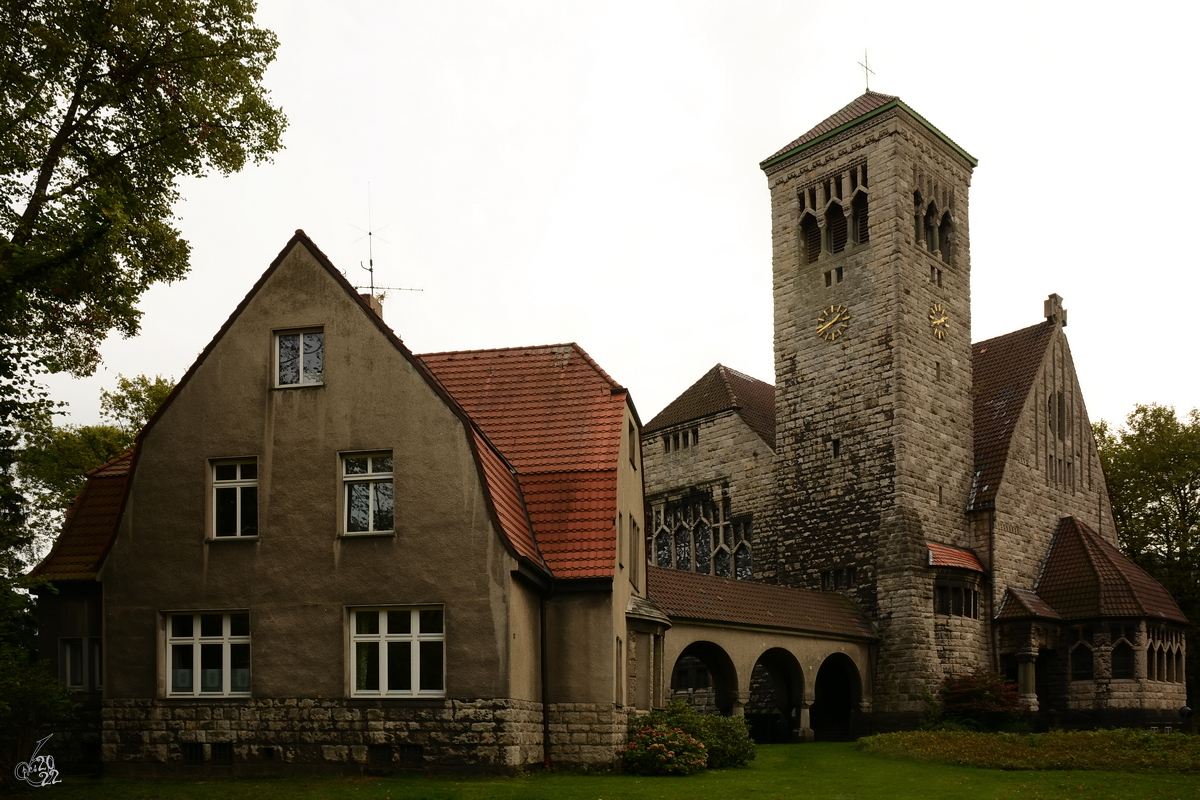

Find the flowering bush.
xmin=631 ymin=700 xmax=757 ymax=769
xmin=620 ymin=724 xmax=708 ymax=775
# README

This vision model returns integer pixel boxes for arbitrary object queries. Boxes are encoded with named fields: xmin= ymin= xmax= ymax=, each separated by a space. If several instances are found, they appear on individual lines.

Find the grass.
xmin=26 ymin=740 xmax=1200 ymax=800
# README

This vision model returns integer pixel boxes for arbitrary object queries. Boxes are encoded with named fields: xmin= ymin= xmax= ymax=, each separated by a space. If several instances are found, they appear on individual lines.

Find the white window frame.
xmin=349 ymin=607 xmax=444 ymax=698
xmin=275 ymin=328 xmax=324 ymax=387
xmin=211 ymin=459 xmax=258 ymax=538
xmin=342 ymin=452 xmax=394 ymax=535
xmin=166 ymin=612 xmax=251 ymax=697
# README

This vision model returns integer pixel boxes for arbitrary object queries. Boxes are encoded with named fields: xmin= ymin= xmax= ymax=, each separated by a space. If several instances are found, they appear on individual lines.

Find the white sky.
xmin=45 ymin=0 xmax=1199 ymax=432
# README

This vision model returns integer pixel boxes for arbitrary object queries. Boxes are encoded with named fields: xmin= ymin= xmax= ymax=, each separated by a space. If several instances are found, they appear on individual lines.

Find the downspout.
xmin=541 ymin=593 xmax=552 ymax=770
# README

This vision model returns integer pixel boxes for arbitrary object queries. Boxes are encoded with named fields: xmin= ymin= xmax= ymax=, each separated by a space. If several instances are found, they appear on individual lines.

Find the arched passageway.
xmin=810 ymin=653 xmax=861 ymax=741
xmin=746 ymin=648 xmax=803 ymax=743
xmin=670 ymin=641 xmax=738 ymax=716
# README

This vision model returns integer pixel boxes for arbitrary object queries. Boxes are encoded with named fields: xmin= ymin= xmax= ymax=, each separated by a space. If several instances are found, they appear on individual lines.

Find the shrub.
xmin=938 ymin=671 xmax=1023 ymax=730
xmin=620 ymin=724 xmax=707 ymax=775
xmin=629 ymin=700 xmax=756 ymax=769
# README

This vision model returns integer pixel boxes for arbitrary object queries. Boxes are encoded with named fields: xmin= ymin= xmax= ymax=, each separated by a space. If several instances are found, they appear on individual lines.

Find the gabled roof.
xmin=646 ymin=566 xmax=874 ymax=640
xmin=644 ymin=364 xmax=775 ymax=449
xmin=970 ymin=322 xmax=1056 ymax=510
xmin=419 ymin=344 xmax=631 ymax=579
xmin=30 ymin=452 xmax=132 ymax=581
xmin=996 ymin=587 xmax=1062 ymax=621
xmin=760 ymin=91 xmax=976 ymax=170
xmin=33 ymin=232 xmax=547 ymax=581
xmin=1036 ymin=517 xmax=1187 ymax=623
xmin=926 ymin=541 xmax=984 ymax=573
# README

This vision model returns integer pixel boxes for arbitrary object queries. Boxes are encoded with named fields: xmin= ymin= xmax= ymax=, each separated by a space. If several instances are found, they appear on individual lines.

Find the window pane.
xmin=230 ymin=643 xmax=251 ymax=692
xmin=387 ymin=610 xmax=411 ymax=635
xmin=230 ymin=613 xmax=250 ymax=637
xmin=215 ymin=487 xmax=237 ymax=536
xmin=215 ymin=464 xmax=237 ymax=481
xmin=171 ymin=614 xmax=193 ymax=638
xmin=419 ymin=609 xmax=443 ymax=634
xmin=388 ymin=641 xmax=411 ymax=691
xmin=278 ymin=334 xmax=300 ymax=385
xmin=356 ymin=642 xmax=379 ymax=691
xmin=715 ymin=548 xmax=731 ymax=578
xmin=240 ymin=487 xmax=258 ymax=536
xmin=694 ymin=536 xmax=711 ymax=575
xmin=92 ymin=640 xmax=102 ymax=689
xmin=656 ymin=531 xmax=671 ymax=567
xmin=171 ymin=644 xmax=193 ymax=692
xmin=373 ymin=481 xmax=393 ymax=530
xmin=735 ymin=544 xmax=752 ymax=580
xmin=241 ymin=463 xmax=257 ymax=480
xmin=65 ymin=639 xmax=83 ymax=687
xmin=200 ymin=643 xmax=223 ymax=692
xmin=344 ymin=457 xmax=368 ymax=475
xmin=419 ymin=641 xmax=444 ymax=691
xmin=372 ymin=456 xmax=392 ymax=473
xmin=355 ymin=610 xmax=379 ymax=635
xmin=200 ymin=614 xmax=223 ymax=637
xmin=347 ymin=483 xmax=370 ymax=532
xmin=303 ymin=332 xmax=324 ymax=383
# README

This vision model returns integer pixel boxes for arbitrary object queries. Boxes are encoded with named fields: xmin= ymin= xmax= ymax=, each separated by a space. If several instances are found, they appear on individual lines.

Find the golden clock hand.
xmin=816 ymin=312 xmax=842 ymax=334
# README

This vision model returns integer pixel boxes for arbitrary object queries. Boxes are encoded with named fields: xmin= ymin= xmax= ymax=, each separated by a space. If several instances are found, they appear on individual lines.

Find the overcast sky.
xmin=44 ymin=0 xmax=1199 ymax=432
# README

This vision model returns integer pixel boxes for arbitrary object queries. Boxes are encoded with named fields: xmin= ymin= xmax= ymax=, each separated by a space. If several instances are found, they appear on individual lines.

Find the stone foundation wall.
xmin=101 ymin=697 xmax=628 ymax=774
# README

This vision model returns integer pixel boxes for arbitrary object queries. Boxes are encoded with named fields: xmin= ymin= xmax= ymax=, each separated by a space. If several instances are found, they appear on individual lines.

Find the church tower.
xmin=759 ymin=93 xmax=981 ymax=723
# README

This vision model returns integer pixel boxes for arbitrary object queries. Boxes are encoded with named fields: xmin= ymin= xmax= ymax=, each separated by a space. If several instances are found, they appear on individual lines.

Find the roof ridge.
xmin=418 ymin=342 xmax=625 ymax=392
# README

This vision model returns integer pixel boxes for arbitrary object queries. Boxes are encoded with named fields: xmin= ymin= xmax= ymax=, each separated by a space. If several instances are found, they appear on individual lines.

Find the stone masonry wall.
xmin=764 ymin=107 xmax=980 ymax=719
xmin=102 ymin=697 xmax=625 ymax=774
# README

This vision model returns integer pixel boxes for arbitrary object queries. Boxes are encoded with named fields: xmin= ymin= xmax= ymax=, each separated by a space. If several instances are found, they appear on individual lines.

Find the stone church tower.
xmin=759 ymin=92 xmax=983 ymax=722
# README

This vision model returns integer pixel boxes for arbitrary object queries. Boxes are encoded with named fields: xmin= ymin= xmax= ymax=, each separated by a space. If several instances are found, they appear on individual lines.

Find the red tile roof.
xmin=970 ymin=322 xmax=1056 ymax=510
xmin=419 ymin=344 xmax=630 ymax=579
xmin=996 ymin=587 xmax=1062 ymax=621
xmin=926 ymin=541 xmax=984 ymax=572
xmin=30 ymin=451 xmax=133 ymax=581
xmin=1036 ymin=517 xmax=1187 ymax=623
xmin=647 ymin=566 xmax=875 ymax=640
xmin=644 ymin=364 xmax=775 ymax=448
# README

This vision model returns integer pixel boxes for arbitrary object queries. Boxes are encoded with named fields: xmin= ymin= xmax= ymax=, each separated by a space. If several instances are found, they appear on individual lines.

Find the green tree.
xmin=1095 ymin=404 xmax=1200 ymax=706
xmin=99 ymin=372 xmax=173 ymax=438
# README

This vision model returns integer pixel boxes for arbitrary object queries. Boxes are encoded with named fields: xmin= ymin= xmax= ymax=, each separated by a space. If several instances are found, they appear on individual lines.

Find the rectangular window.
xmin=343 ymin=452 xmax=394 ymax=534
xmin=167 ymin=612 xmax=251 ymax=697
xmin=61 ymin=637 xmax=102 ymax=691
xmin=212 ymin=460 xmax=258 ymax=538
xmin=350 ymin=608 xmax=444 ymax=697
xmin=276 ymin=329 xmax=324 ymax=386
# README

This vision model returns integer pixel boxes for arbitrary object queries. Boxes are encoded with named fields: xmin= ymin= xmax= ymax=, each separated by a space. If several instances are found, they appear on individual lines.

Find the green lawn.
xmin=32 ymin=743 xmax=1200 ymax=800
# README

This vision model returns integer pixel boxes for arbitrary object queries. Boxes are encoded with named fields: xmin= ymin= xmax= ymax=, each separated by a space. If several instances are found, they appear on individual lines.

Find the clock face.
xmin=929 ymin=303 xmax=950 ymax=340
xmin=816 ymin=304 xmax=851 ymax=341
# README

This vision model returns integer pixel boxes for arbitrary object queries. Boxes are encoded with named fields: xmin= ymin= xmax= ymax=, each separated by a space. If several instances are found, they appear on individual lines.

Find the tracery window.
xmin=1111 ymin=641 xmax=1134 ymax=679
xmin=651 ymin=495 xmax=752 ymax=580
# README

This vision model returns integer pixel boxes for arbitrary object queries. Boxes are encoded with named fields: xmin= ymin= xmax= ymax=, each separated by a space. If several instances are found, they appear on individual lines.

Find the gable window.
xmin=167 ymin=612 xmax=251 ymax=697
xmin=276 ymin=328 xmax=324 ymax=386
xmin=213 ymin=460 xmax=258 ymax=538
xmin=351 ymin=608 xmax=444 ymax=697
xmin=343 ymin=452 xmax=394 ymax=534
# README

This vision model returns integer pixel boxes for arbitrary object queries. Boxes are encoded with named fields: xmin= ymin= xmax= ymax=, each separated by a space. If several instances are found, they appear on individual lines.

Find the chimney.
xmin=360 ymin=294 xmax=384 ymax=318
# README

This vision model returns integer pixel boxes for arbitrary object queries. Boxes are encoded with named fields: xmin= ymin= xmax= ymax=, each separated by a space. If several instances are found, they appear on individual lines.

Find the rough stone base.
xmin=101 ymin=697 xmax=544 ymax=775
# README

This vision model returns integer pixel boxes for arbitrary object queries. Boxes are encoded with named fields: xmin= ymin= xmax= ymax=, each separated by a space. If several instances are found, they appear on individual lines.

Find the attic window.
xmin=276 ymin=329 xmax=324 ymax=387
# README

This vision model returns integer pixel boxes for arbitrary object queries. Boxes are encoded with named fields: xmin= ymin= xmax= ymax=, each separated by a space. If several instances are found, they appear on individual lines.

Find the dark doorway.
xmin=670 ymin=642 xmax=738 ymax=716
xmin=810 ymin=653 xmax=860 ymax=741
xmin=746 ymin=648 xmax=803 ymax=743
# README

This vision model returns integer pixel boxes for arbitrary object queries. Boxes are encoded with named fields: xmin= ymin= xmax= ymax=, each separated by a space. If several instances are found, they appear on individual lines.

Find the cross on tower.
xmin=858 ymin=50 xmax=874 ymax=91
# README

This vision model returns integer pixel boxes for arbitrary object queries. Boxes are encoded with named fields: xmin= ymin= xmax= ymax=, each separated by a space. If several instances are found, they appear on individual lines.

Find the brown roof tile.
xmin=762 ymin=91 xmax=899 ymax=165
xmin=644 ymin=364 xmax=775 ymax=448
xmin=996 ymin=587 xmax=1063 ymax=621
xmin=926 ymin=541 xmax=984 ymax=572
xmin=647 ymin=566 xmax=874 ymax=640
xmin=419 ymin=344 xmax=630 ymax=579
xmin=30 ymin=451 xmax=133 ymax=581
xmin=970 ymin=322 xmax=1055 ymax=510
xmin=1036 ymin=517 xmax=1187 ymax=623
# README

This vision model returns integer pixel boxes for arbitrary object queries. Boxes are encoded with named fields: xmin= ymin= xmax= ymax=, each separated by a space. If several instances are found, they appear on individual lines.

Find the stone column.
xmin=795 ymin=701 xmax=815 ymax=742
xmin=1017 ymin=649 xmax=1039 ymax=712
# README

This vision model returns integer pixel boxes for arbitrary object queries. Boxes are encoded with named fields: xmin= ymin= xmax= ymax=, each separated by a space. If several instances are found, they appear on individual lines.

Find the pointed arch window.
xmin=1070 ymin=644 xmax=1094 ymax=681
xmin=1111 ymin=641 xmax=1134 ymax=679
xmin=826 ymin=202 xmax=848 ymax=254
xmin=938 ymin=213 xmax=953 ymax=264
xmin=801 ymin=213 xmax=821 ymax=264
xmin=852 ymin=192 xmax=869 ymax=245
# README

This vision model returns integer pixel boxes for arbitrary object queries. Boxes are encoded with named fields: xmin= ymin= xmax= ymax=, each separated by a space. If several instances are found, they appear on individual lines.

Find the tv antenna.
xmin=351 ymin=184 xmax=423 ymax=299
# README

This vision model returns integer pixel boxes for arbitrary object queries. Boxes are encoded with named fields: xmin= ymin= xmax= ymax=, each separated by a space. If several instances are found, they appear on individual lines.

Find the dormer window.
xmin=276 ymin=328 xmax=324 ymax=386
